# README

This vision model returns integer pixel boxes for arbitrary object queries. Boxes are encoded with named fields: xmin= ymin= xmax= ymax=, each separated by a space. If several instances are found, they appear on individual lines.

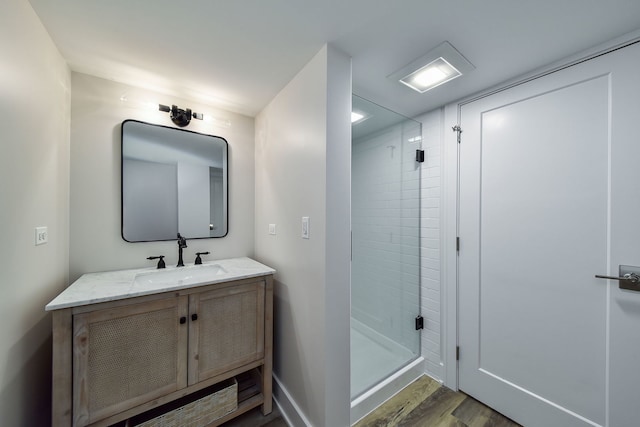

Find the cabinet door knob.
xmin=179 ymin=316 xmax=186 ymax=324
xmin=191 ymin=313 xmax=198 ymax=321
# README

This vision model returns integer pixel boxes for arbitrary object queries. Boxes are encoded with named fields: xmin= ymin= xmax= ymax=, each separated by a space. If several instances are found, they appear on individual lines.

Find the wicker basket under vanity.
xmin=132 ymin=378 xmax=237 ymax=427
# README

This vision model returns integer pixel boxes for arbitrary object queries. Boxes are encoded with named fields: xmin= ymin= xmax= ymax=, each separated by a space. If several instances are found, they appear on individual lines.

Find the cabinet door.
xmin=188 ymin=281 xmax=265 ymax=385
xmin=73 ymin=296 xmax=188 ymax=426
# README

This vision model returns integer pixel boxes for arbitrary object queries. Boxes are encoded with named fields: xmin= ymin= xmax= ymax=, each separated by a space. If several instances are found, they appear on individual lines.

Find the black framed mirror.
xmin=121 ymin=120 xmax=228 ymax=242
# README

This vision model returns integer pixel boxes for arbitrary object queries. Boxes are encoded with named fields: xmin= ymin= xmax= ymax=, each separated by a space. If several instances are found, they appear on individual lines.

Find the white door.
xmin=458 ymin=41 xmax=640 ymax=427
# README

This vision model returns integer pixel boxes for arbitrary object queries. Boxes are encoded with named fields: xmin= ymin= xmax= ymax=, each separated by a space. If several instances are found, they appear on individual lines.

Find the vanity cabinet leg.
xmin=52 ymin=309 xmax=72 ymax=427
xmin=262 ymin=276 xmax=273 ymax=415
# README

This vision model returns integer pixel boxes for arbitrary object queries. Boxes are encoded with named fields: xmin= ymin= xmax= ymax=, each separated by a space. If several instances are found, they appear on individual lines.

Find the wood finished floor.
xmin=221 ymin=376 xmax=520 ymax=427
xmin=354 ymin=376 xmax=521 ymax=427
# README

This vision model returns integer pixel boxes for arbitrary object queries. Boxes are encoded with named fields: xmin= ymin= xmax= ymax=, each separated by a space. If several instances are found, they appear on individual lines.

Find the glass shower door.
xmin=351 ymin=95 xmax=422 ymax=399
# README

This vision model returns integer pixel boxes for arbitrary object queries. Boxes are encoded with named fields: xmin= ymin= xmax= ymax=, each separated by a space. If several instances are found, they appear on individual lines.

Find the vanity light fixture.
xmin=119 ymin=94 xmax=231 ymax=129
xmin=159 ymin=104 xmax=203 ymax=127
xmin=388 ymin=41 xmax=475 ymax=94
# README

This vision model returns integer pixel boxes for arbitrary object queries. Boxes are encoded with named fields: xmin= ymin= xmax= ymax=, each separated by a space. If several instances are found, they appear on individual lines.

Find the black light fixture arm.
xmin=159 ymin=104 xmax=204 ymax=127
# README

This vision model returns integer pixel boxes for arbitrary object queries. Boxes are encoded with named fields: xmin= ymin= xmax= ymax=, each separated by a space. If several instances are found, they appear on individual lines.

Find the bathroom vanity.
xmin=46 ymin=257 xmax=274 ymax=427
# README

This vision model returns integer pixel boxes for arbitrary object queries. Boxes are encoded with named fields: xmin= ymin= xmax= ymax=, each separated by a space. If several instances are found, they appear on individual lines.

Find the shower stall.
xmin=350 ymin=95 xmax=423 ymax=421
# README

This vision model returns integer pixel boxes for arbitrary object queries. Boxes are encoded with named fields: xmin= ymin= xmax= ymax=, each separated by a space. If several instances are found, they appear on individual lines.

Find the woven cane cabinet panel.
xmin=73 ymin=297 xmax=188 ymax=425
xmin=189 ymin=282 xmax=265 ymax=384
xmin=52 ymin=274 xmax=273 ymax=427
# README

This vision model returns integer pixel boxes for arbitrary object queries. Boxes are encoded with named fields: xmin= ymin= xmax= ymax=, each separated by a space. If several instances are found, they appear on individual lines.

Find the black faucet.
xmin=195 ymin=251 xmax=210 ymax=265
xmin=147 ymin=255 xmax=166 ymax=269
xmin=177 ymin=233 xmax=187 ymax=267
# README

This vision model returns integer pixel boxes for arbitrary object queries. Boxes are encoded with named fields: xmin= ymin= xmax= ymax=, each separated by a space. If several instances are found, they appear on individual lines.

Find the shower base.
xmin=350 ymin=319 xmax=424 ymax=425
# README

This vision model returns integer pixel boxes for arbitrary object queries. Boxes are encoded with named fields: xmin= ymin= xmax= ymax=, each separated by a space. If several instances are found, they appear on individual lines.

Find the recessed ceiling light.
xmin=351 ymin=111 xmax=369 ymax=124
xmin=388 ymin=41 xmax=474 ymax=94
xmin=400 ymin=57 xmax=462 ymax=93
xmin=351 ymin=112 xmax=364 ymax=123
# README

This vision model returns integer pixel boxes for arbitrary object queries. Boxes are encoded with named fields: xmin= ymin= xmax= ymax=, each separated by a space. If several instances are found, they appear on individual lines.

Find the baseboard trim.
xmin=272 ymin=373 xmax=313 ymax=427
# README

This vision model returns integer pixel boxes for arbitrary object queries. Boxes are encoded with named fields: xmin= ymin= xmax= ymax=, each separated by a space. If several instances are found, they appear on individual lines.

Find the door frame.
xmin=440 ymin=28 xmax=640 ymax=391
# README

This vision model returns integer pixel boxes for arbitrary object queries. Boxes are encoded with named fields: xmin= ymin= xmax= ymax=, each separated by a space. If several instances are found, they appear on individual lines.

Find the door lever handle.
xmin=595 ymin=273 xmax=640 ymax=284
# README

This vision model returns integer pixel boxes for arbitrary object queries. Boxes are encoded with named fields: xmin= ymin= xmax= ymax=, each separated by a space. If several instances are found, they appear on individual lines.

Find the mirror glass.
xmin=121 ymin=120 xmax=228 ymax=242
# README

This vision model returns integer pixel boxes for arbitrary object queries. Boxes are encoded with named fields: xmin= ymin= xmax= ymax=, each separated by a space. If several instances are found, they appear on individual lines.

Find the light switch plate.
xmin=302 ymin=217 xmax=310 ymax=239
xmin=269 ymin=224 xmax=276 ymax=235
xmin=35 ymin=226 xmax=48 ymax=245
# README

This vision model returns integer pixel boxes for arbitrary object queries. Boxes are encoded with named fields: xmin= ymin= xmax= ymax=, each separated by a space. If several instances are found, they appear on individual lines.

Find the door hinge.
xmin=415 ymin=315 xmax=424 ymax=330
xmin=416 ymin=149 xmax=425 ymax=163
xmin=456 ymin=237 xmax=460 ymax=252
xmin=452 ymin=125 xmax=462 ymax=143
xmin=456 ymin=346 xmax=460 ymax=361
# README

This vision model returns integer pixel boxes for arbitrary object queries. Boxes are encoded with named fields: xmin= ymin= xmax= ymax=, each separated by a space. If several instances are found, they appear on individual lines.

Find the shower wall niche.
xmin=351 ymin=95 xmax=422 ymax=399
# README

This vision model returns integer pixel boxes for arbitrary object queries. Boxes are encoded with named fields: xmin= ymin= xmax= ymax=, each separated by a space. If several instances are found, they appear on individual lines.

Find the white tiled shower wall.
xmin=352 ymin=119 xmax=422 ymax=353
xmin=351 ymin=107 xmax=444 ymax=382
xmin=416 ymin=108 xmax=443 ymax=381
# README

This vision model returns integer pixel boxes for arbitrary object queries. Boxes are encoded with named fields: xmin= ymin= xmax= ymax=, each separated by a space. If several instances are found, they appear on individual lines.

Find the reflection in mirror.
xmin=121 ymin=120 xmax=228 ymax=242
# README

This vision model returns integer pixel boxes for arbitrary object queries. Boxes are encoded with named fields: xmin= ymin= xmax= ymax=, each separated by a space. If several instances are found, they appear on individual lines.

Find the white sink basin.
xmin=134 ymin=264 xmax=228 ymax=287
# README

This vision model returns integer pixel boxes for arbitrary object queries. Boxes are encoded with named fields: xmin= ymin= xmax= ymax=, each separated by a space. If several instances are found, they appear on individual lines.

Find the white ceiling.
xmin=28 ymin=0 xmax=640 ymax=118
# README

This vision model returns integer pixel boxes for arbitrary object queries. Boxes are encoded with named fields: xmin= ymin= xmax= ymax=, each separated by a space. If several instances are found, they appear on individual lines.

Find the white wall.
xmin=0 ymin=0 xmax=71 ymax=425
xmin=255 ymin=44 xmax=351 ymax=427
xmin=70 ymin=73 xmax=255 ymax=280
xmin=415 ymin=109 xmax=444 ymax=381
xmin=324 ymin=45 xmax=352 ymax=427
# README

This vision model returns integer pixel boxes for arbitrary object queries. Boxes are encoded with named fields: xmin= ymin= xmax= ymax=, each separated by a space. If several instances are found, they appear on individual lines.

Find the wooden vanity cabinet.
xmin=73 ymin=296 xmax=189 ymax=425
xmin=52 ymin=275 xmax=273 ymax=427
xmin=188 ymin=282 xmax=265 ymax=385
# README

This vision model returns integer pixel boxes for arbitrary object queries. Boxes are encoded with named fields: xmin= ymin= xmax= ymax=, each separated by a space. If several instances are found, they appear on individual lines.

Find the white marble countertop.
xmin=46 ymin=257 xmax=275 ymax=311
